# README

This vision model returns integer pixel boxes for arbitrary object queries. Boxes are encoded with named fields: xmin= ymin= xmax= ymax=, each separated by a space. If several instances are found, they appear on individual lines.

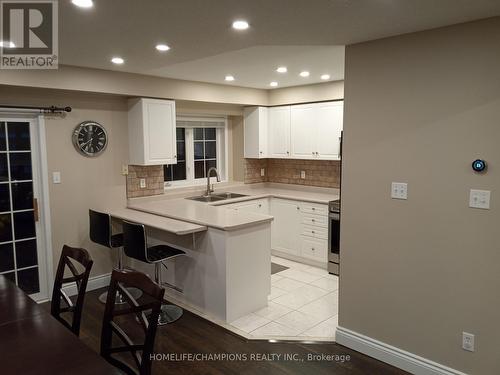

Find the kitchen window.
xmin=164 ymin=117 xmax=227 ymax=188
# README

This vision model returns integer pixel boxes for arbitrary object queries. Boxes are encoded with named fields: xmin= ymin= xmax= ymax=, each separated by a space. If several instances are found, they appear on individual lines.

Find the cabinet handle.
xmin=312 ymin=207 xmax=315 ymax=211
xmin=258 ymin=204 xmax=262 ymax=208
xmin=312 ymin=219 xmax=315 ymax=222
xmin=259 ymin=151 xmax=263 ymax=154
xmin=286 ymin=151 xmax=290 ymax=154
xmin=296 ymin=206 xmax=300 ymax=210
xmin=312 ymin=247 xmax=315 ymax=251
xmin=312 ymin=230 xmax=315 ymax=234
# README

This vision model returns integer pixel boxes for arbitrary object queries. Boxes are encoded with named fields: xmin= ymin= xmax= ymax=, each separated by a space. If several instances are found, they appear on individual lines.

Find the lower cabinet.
xmin=223 ymin=197 xmax=329 ymax=265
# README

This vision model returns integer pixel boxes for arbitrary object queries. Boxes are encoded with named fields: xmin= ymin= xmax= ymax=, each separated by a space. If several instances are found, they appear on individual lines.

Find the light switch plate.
xmin=391 ymin=182 xmax=407 ymax=200
xmin=300 ymin=171 xmax=306 ymax=179
xmin=139 ymin=178 xmax=146 ymax=189
xmin=52 ymin=171 xmax=61 ymax=184
xmin=469 ymin=189 xmax=490 ymax=209
xmin=121 ymin=164 xmax=129 ymax=176
xmin=260 ymin=168 xmax=265 ymax=177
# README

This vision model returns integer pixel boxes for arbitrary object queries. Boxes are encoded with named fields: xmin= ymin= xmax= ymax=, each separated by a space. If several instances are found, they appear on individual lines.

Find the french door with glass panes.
xmin=0 ymin=118 xmax=48 ymax=301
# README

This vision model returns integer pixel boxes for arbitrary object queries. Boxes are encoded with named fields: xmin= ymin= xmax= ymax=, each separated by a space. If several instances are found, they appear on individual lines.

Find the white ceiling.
xmin=59 ymin=0 xmax=500 ymax=89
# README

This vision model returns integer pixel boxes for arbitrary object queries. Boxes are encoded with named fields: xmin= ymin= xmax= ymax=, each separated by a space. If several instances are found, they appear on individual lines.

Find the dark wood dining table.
xmin=0 ymin=275 xmax=121 ymax=374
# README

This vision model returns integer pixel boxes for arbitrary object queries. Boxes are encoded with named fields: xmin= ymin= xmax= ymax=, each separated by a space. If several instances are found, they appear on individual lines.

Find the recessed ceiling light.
xmin=299 ymin=71 xmax=310 ymax=77
xmin=111 ymin=57 xmax=124 ymax=65
xmin=71 ymin=0 xmax=93 ymax=8
xmin=276 ymin=66 xmax=287 ymax=73
xmin=155 ymin=44 xmax=170 ymax=52
xmin=0 ymin=41 xmax=15 ymax=48
xmin=270 ymin=81 xmax=278 ymax=87
xmin=321 ymin=74 xmax=331 ymax=80
xmin=232 ymin=20 xmax=249 ymax=30
xmin=225 ymin=75 xmax=235 ymax=82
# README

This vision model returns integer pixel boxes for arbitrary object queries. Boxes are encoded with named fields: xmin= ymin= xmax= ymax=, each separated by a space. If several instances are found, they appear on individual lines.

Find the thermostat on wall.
xmin=472 ymin=159 xmax=487 ymax=173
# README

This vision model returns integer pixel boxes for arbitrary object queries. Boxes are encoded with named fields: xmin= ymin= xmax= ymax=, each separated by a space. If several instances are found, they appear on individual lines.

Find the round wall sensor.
xmin=472 ymin=159 xmax=487 ymax=172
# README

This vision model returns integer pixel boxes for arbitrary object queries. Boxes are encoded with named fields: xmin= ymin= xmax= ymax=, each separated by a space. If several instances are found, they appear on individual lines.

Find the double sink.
xmin=186 ymin=192 xmax=248 ymax=203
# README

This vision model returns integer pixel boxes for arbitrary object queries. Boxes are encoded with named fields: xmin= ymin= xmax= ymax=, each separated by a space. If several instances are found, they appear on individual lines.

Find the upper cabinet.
xmin=268 ymin=106 xmax=291 ymax=158
xmin=244 ymin=106 xmax=268 ymax=159
xmin=128 ymin=98 xmax=177 ymax=166
xmin=243 ymin=101 xmax=343 ymax=161
xmin=291 ymin=101 xmax=343 ymax=160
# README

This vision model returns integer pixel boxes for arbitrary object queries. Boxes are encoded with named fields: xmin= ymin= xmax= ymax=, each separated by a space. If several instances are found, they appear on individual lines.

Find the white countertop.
xmin=109 ymin=208 xmax=207 ymax=235
xmin=127 ymin=183 xmax=339 ymax=231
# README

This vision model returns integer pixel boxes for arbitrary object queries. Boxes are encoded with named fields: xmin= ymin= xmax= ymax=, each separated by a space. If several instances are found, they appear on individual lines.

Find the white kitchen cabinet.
xmin=270 ymin=199 xmax=301 ymax=256
xmin=290 ymin=104 xmax=316 ymax=159
xmin=128 ymin=98 xmax=177 ymax=165
xmin=290 ymin=101 xmax=343 ymax=160
xmin=244 ymin=107 xmax=268 ymax=158
xmin=315 ymin=101 xmax=343 ymax=159
xmin=268 ymin=106 xmax=291 ymax=158
xmin=229 ymin=198 xmax=269 ymax=214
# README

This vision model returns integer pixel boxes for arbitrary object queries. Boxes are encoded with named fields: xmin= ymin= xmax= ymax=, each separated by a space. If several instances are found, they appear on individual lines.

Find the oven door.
xmin=328 ymin=212 xmax=340 ymax=263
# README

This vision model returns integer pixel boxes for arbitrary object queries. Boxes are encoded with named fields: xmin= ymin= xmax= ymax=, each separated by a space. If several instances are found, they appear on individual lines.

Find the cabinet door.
xmin=244 ymin=107 xmax=267 ymax=158
xmin=268 ymin=106 xmax=291 ymax=158
xmin=290 ymin=104 xmax=315 ymax=159
xmin=234 ymin=199 xmax=268 ymax=214
xmin=270 ymin=199 xmax=301 ymax=255
xmin=315 ymin=101 xmax=343 ymax=160
xmin=144 ymin=100 xmax=177 ymax=164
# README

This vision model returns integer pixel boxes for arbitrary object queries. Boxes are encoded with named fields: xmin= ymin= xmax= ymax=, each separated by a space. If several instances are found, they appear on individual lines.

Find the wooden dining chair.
xmin=50 ymin=245 xmax=93 ymax=336
xmin=100 ymin=269 xmax=165 ymax=375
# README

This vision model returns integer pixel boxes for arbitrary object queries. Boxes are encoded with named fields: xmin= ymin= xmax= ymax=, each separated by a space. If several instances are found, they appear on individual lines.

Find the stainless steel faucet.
xmin=206 ymin=167 xmax=221 ymax=196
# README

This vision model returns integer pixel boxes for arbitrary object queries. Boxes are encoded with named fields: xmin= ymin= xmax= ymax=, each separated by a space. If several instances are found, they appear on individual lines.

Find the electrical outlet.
xmin=462 ymin=332 xmax=475 ymax=352
xmin=391 ymin=182 xmax=408 ymax=200
xmin=469 ymin=189 xmax=490 ymax=209
xmin=139 ymin=178 xmax=146 ymax=189
xmin=121 ymin=164 xmax=129 ymax=176
xmin=300 ymin=171 xmax=306 ymax=179
xmin=260 ymin=168 xmax=265 ymax=177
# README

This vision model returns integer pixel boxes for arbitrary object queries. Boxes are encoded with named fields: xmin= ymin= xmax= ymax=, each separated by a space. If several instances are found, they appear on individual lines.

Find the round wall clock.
xmin=72 ymin=121 xmax=108 ymax=157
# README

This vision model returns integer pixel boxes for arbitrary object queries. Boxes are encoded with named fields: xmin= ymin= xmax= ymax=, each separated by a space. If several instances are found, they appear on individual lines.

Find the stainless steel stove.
xmin=328 ymin=199 xmax=340 ymax=275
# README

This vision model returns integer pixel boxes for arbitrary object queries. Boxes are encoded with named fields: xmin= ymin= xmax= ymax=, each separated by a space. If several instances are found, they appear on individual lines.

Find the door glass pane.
xmin=0 ymin=214 xmax=12 ymax=242
xmin=0 ymin=243 xmax=14 ymax=272
xmin=206 ymin=160 xmax=217 ymax=172
xmin=9 ymin=152 xmax=32 ymax=180
xmin=7 ymin=122 xmax=31 ymax=151
xmin=205 ymin=141 xmax=216 ymax=159
xmin=12 ymin=182 xmax=33 ymax=211
xmin=176 ymin=127 xmax=185 ymax=140
xmin=0 ymin=154 xmax=8 ymax=182
xmin=17 ymin=267 xmax=39 ymax=294
xmin=194 ymin=160 xmax=205 ymax=179
xmin=172 ymin=161 xmax=186 ymax=180
xmin=204 ymin=128 xmax=216 ymax=140
xmin=15 ymin=239 xmax=38 ymax=268
xmin=193 ymin=128 xmax=203 ymax=140
xmin=0 ymin=184 xmax=10 ymax=212
xmin=14 ymin=211 xmax=35 ymax=240
xmin=194 ymin=142 xmax=204 ymax=160
xmin=0 ymin=122 xmax=6 ymax=151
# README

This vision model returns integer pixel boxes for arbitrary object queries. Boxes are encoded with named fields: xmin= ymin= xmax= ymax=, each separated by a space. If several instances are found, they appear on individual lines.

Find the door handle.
xmin=33 ymin=198 xmax=39 ymax=222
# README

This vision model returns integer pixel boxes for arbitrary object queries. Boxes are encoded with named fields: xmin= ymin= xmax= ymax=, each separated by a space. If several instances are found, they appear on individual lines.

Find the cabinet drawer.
xmin=301 ymin=237 xmax=327 ymax=262
xmin=302 ymin=224 xmax=328 ymax=240
xmin=301 ymin=203 xmax=328 ymax=216
xmin=302 ymin=214 xmax=328 ymax=228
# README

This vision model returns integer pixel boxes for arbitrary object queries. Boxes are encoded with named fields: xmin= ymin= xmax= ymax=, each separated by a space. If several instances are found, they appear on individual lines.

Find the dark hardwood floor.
xmin=42 ymin=288 xmax=408 ymax=375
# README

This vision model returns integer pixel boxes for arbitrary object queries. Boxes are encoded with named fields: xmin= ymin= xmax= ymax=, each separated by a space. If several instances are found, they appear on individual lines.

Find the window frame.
xmin=164 ymin=116 xmax=229 ymax=189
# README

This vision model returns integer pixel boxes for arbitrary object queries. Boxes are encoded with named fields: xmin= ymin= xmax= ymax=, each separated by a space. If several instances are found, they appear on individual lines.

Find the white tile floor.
xmin=229 ymin=256 xmax=339 ymax=341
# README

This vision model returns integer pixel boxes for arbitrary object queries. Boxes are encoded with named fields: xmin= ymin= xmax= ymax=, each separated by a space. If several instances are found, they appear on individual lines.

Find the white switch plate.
xmin=462 ymin=332 xmax=475 ymax=352
xmin=300 ymin=171 xmax=306 ymax=179
xmin=260 ymin=168 xmax=265 ymax=177
xmin=139 ymin=178 xmax=146 ymax=189
xmin=469 ymin=189 xmax=490 ymax=209
xmin=391 ymin=182 xmax=407 ymax=200
xmin=52 ymin=171 xmax=61 ymax=184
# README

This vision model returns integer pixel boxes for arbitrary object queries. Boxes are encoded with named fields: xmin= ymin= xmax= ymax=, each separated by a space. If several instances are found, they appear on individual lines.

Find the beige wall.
xmin=0 ymin=86 xmax=129 ymax=278
xmin=268 ymin=80 xmax=344 ymax=106
xmin=340 ymin=17 xmax=500 ymax=374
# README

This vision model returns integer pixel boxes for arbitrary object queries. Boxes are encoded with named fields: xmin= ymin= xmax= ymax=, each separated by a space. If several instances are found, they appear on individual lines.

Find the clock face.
xmin=72 ymin=121 xmax=108 ymax=157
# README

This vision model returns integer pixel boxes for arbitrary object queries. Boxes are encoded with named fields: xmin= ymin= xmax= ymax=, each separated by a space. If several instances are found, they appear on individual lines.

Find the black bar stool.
xmin=89 ymin=209 xmax=142 ymax=303
xmin=122 ymin=220 xmax=186 ymax=325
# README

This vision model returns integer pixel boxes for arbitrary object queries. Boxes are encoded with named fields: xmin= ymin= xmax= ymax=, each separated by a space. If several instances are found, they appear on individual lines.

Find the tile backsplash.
xmin=126 ymin=165 xmax=164 ymax=198
xmin=245 ymin=158 xmax=340 ymax=188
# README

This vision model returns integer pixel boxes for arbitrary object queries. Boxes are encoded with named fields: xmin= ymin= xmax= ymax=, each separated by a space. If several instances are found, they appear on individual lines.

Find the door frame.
xmin=0 ymin=113 xmax=54 ymax=302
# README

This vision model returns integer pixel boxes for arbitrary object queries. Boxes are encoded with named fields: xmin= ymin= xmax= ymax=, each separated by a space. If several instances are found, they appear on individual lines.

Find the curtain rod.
xmin=0 ymin=105 xmax=72 ymax=114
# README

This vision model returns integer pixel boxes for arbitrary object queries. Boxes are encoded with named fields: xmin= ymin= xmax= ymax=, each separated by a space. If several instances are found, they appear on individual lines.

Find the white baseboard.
xmin=336 ymin=326 xmax=468 ymax=375
xmin=61 ymin=273 xmax=111 ymax=297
